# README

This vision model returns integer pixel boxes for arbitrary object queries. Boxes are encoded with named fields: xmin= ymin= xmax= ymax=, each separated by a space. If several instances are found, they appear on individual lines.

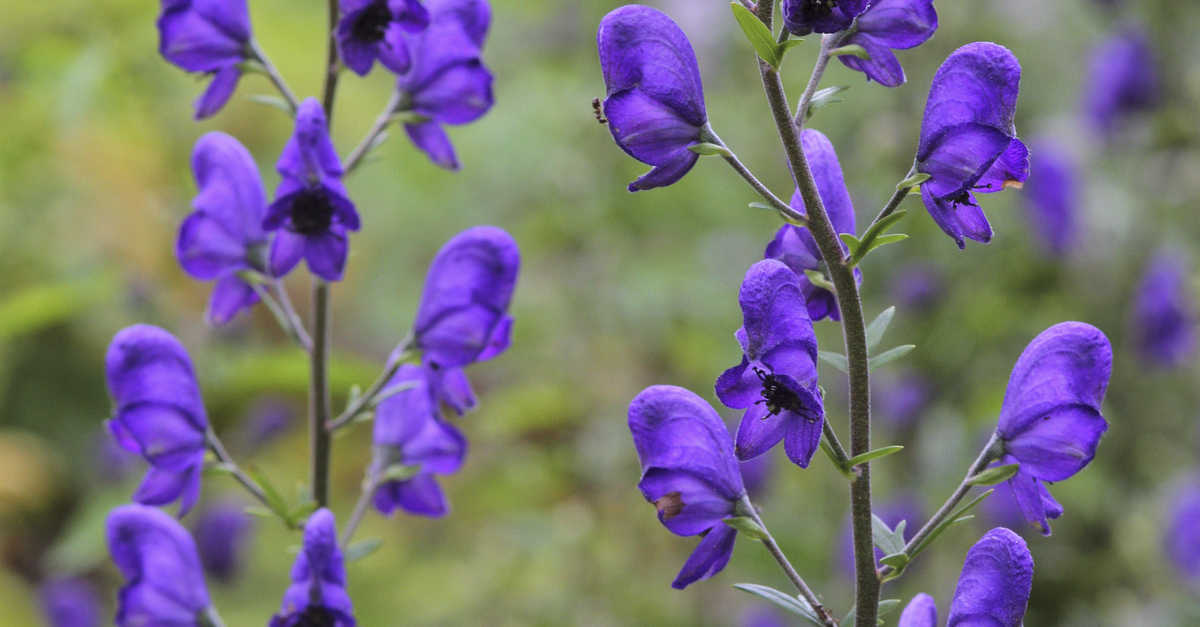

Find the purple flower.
xmin=337 ymin=0 xmax=430 ymax=76
xmin=629 ymin=385 xmax=746 ymax=589
xmin=271 ymin=509 xmax=355 ymax=627
xmin=898 ymin=528 xmax=1033 ymax=627
xmin=1165 ymin=475 xmax=1200 ymax=581
xmin=876 ymin=371 xmax=932 ymax=429
xmin=741 ymin=607 xmax=787 ymax=627
xmin=105 ymin=325 xmax=208 ymax=516
xmin=192 ymin=500 xmax=254 ymax=582
xmin=891 ymin=264 xmax=943 ymax=311
xmin=916 ymin=43 xmax=1029 ymax=248
xmin=263 ymin=99 xmax=360 ymax=282
xmin=715 ymin=260 xmax=825 ymax=468
xmin=1021 ymin=139 xmax=1078 ymax=256
xmin=395 ymin=0 xmax=494 ymax=170
xmin=94 ymin=428 xmax=139 ymax=482
xmin=598 ymin=5 xmax=708 ymax=192
xmin=765 ymin=129 xmax=860 ymax=322
xmin=156 ymin=0 xmax=252 ymax=119
xmin=838 ymin=0 xmax=938 ymax=87
xmin=176 ymin=132 xmax=268 ymax=325
xmin=370 ymin=364 xmax=467 ymax=517
xmin=1085 ymin=26 xmax=1159 ymax=133
xmin=106 ymin=504 xmax=213 ymax=626
xmin=1134 ymin=252 xmax=1196 ymax=367
xmin=993 ymin=322 xmax=1112 ymax=535
xmin=39 ymin=578 xmax=101 ymax=627
xmin=782 ymin=0 xmax=869 ymax=36
xmin=412 ymin=226 xmax=519 ymax=369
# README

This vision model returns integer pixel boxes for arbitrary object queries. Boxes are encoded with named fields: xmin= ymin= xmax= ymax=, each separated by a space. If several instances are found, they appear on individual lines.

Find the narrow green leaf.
xmin=247 ymin=94 xmax=291 ymax=112
xmin=818 ymin=350 xmax=849 ymax=374
xmin=879 ymin=552 xmax=909 ymax=571
xmin=839 ymin=233 xmax=862 ymax=257
xmin=344 ymin=538 xmax=383 ymax=563
xmin=820 ymin=438 xmax=854 ymax=478
xmin=966 ymin=463 xmax=1021 ymax=486
xmin=779 ymin=38 xmax=806 ymax=54
xmin=724 ymin=516 xmax=768 ymax=541
xmin=865 ymin=306 xmax=896 ymax=351
xmin=245 ymin=465 xmax=294 ymax=526
xmin=871 ymin=514 xmax=906 ymax=556
xmin=829 ymin=44 xmax=870 ymax=59
xmin=688 ymin=142 xmax=732 ymax=157
xmin=730 ymin=3 xmax=782 ymax=67
xmin=204 ymin=463 xmax=237 ymax=478
xmin=878 ymin=599 xmax=902 ymax=618
xmin=864 ymin=233 xmax=909 ymax=253
xmin=868 ymin=344 xmax=915 ymax=370
xmin=849 ymin=210 xmax=909 ymax=265
xmin=807 ymin=85 xmax=850 ymax=117
xmin=749 ymin=202 xmax=774 ymax=212
xmin=897 ymin=172 xmax=932 ymax=189
xmin=733 ymin=584 xmax=823 ymax=626
xmin=910 ymin=489 xmax=995 ymax=560
xmin=803 ymin=269 xmax=835 ymax=292
xmin=380 ymin=463 xmax=421 ymax=483
xmin=846 ymin=445 xmax=904 ymax=468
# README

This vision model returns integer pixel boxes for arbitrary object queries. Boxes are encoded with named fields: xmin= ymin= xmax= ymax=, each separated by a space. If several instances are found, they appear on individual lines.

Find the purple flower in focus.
xmin=1134 ymin=252 xmax=1196 ymax=367
xmin=891 ymin=264 xmax=943 ymax=311
xmin=629 ymin=385 xmax=746 ymax=589
xmin=598 ymin=5 xmax=708 ymax=191
xmin=782 ymin=0 xmax=869 ymax=36
xmin=395 ymin=0 xmax=494 ymax=170
xmin=1085 ymin=26 xmax=1159 ymax=133
xmin=764 ymin=129 xmax=860 ymax=322
xmin=192 ymin=500 xmax=254 ymax=582
xmin=1021 ymin=139 xmax=1078 ymax=256
xmin=916 ymin=43 xmax=1029 ymax=248
xmin=263 ymin=99 xmax=360 ymax=282
xmin=271 ymin=509 xmax=355 ymax=627
xmin=1165 ymin=476 xmax=1200 ymax=581
xmin=156 ymin=0 xmax=252 ymax=119
xmin=39 ymin=578 xmax=101 ymax=627
xmin=838 ymin=0 xmax=938 ymax=87
xmin=176 ymin=132 xmax=268 ymax=325
xmin=106 ymin=504 xmax=213 ymax=626
xmin=105 ymin=325 xmax=208 ymax=516
xmin=337 ymin=0 xmax=430 ymax=76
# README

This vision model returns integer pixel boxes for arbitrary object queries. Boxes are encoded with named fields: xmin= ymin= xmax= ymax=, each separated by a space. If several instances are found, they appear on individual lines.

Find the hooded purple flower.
xmin=1165 ymin=476 xmax=1200 ymax=581
xmin=107 ymin=504 xmax=213 ymax=626
xmin=782 ymin=0 xmax=869 ymax=36
xmin=716 ymin=260 xmax=825 ymax=468
xmin=271 ymin=509 xmax=355 ymax=627
xmin=898 ymin=528 xmax=1033 ymax=627
xmin=263 ymin=99 xmax=360 ymax=282
xmin=1021 ymin=139 xmax=1078 ymax=256
xmin=39 ymin=578 xmax=101 ymax=627
xmin=993 ymin=322 xmax=1111 ymax=535
xmin=629 ymin=385 xmax=746 ymax=589
xmin=337 ymin=0 xmax=429 ymax=76
xmin=395 ymin=0 xmax=493 ymax=170
xmin=370 ymin=364 xmax=467 ymax=517
xmin=765 ymin=129 xmax=859 ymax=322
xmin=598 ymin=5 xmax=708 ymax=192
xmin=192 ymin=500 xmax=254 ymax=582
xmin=837 ymin=0 xmax=938 ymax=87
xmin=412 ymin=226 xmax=519 ymax=369
xmin=1133 ymin=252 xmax=1196 ymax=367
xmin=1085 ymin=26 xmax=1159 ymax=133
xmin=176 ymin=132 xmax=268 ymax=325
xmin=916 ymin=43 xmax=1029 ymax=248
xmin=156 ymin=0 xmax=252 ymax=119
xmin=105 ymin=325 xmax=208 ymax=516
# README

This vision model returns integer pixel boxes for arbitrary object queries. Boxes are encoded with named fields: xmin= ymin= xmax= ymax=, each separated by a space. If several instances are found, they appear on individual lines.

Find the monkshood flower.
xmin=39 ymin=578 xmax=100 ymax=627
xmin=1085 ymin=26 xmax=1159 ymax=133
xmin=629 ymin=385 xmax=746 ymax=589
xmin=176 ymin=132 xmax=268 ymax=325
xmin=263 ymin=99 xmax=360 ymax=282
xmin=337 ymin=0 xmax=429 ymax=76
xmin=1165 ymin=476 xmax=1200 ymax=581
xmin=837 ymin=0 xmax=938 ymax=87
xmin=1021 ymin=139 xmax=1078 ymax=256
xmin=95 ymin=428 xmax=139 ymax=482
xmin=105 ymin=324 xmax=208 ymax=516
xmin=898 ymin=528 xmax=1033 ymax=627
xmin=1134 ymin=252 xmax=1196 ymax=367
xmin=192 ymin=500 xmax=253 ymax=582
xmin=412 ymin=226 xmax=519 ymax=369
xmin=598 ymin=5 xmax=707 ymax=192
xmin=764 ymin=129 xmax=860 ymax=322
xmin=993 ymin=322 xmax=1112 ymax=535
xmin=156 ymin=0 xmax=252 ymax=119
xmin=107 ymin=504 xmax=214 ymax=626
xmin=716 ymin=260 xmax=825 ymax=468
xmin=271 ymin=509 xmax=355 ymax=627
xmin=783 ymin=0 xmax=869 ymax=36
xmin=371 ymin=364 xmax=467 ymax=517
xmin=395 ymin=0 xmax=493 ymax=170
xmin=916 ymin=43 xmax=1029 ymax=248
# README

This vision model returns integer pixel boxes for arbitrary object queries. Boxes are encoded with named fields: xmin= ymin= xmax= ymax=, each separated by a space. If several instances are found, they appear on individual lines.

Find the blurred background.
xmin=1 ymin=0 xmax=1198 ymax=624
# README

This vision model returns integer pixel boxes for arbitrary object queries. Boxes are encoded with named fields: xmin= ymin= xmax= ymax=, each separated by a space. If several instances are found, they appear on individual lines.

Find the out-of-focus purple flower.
xmin=838 ymin=495 xmax=922 ymax=575
xmin=739 ymin=453 xmax=773 ymax=500
xmin=715 ymin=260 xmax=825 ymax=468
xmin=897 ymin=592 xmax=937 ymax=627
xmin=782 ymin=0 xmax=869 ymax=36
xmin=628 ymin=385 xmax=746 ymax=589
xmin=1165 ymin=475 xmax=1200 ymax=581
xmin=412 ymin=226 xmax=519 ymax=369
xmin=337 ymin=0 xmax=429 ymax=76
xmin=891 ymin=264 xmax=943 ymax=311
xmin=1134 ymin=252 xmax=1196 ymax=367
xmin=176 ymin=132 xmax=268 ymax=325
xmin=192 ymin=500 xmax=254 ymax=582
xmin=764 ymin=129 xmax=860 ymax=322
xmin=237 ymin=398 xmax=296 ymax=451
xmin=39 ymin=578 xmax=101 ymax=627
xmin=916 ymin=43 xmax=1029 ymax=248
xmin=993 ymin=322 xmax=1112 ymax=535
xmin=1085 ymin=26 xmax=1159 ymax=133
xmin=156 ymin=0 xmax=252 ymax=119
xmin=263 ymin=99 xmax=360 ymax=282
xmin=876 ymin=371 xmax=931 ymax=429
xmin=395 ymin=0 xmax=493 ymax=170
xmin=741 ymin=607 xmax=787 ymax=627
xmin=598 ymin=5 xmax=708 ymax=191
xmin=838 ymin=0 xmax=937 ymax=87
xmin=370 ymin=364 xmax=467 ymax=518
xmin=107 ymin=504 xmax=213 ymax=626
xmin=105 ymin=325 xmax=208 ymax=516
xmin=1021 ymin=139 xmax=1078 ymax=256
xmin=271 ymin=509 xmax=355 ymax=627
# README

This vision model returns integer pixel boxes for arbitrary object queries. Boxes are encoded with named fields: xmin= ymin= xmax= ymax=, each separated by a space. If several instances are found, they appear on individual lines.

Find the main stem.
xmin=740 ymin=496 xmax=837 ymax=626
xmin=753 ymin=4 xmax=878 ymax=624
xmin=310 ymin=281 xmax=333 ymax=507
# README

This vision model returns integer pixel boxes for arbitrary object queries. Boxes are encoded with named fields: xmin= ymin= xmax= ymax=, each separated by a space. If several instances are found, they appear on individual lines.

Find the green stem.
xmin=706 ymin=128 xmax=808 ymax=226
xmin=792 ymin=33 xmax=842 ymax=126
xmin=321 ymin=0 xmax=341 ymax=117
xmin=326 ymin=340 xmax=415 ymax=432
xmin=340 ymin=469 xmax=378 ymax=546
xmin=310 ymin=280 xmax=333 ymax=507
xmin=823 ymin=419 xmax=850 ymax=468
xmin=206 ymin=429 xmax=271 ymax=510
xmin=740 ymin=496 xmax=837 ymax=626
xmin=865 ymin=182 xmax=914 ymax=236
xmin=247 ymin=40 xmax=300 ymax=114
xmin=344 ymin=91 xmax=404 ymax=175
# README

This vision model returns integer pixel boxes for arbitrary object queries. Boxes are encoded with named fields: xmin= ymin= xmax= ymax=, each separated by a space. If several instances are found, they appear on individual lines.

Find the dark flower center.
xmin=290 ymin=189 xmax=335 ymax=236
xmin=753 ymin=367 xmax=814 ymax=421
xmin=351 ymin=1 xmax=393 ymax=43
xmin=654 ymin=491 xmax=685 ymax=520
xmin=800 ymin=0 xmax=840 ymax=18
xmin=295 ymin=605 xmax=337 ymax=627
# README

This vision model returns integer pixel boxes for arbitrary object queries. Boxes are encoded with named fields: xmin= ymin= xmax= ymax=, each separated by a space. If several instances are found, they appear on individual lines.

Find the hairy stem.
xmin=273 ymin=282 xmax=313 ymax=350
xmin=740 ymin=496 xmax=837 ymax=626
xmin=206 ymin=429 xmax=271 ymax=509
xmin=823 ymin=420 xmax=850 ymax=467
xmin=707 ymin=128 xmax=808 ymax=226
xmin=310 ymin=280 xmax=333 ymax=507
xmin=793 ymin=33 xmax=842 ymax=126
xmin=248 ymin=40 xmax=300 ymax=114
xmin=344 ymin=91 xmax=405 ymax=175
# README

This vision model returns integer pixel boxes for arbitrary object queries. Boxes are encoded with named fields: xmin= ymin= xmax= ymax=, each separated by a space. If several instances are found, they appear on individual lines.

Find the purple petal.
xmin=1134 ymin=251 xmax=1197 ymax=367
xmin=274 ymin=508 xmax=354 ymax=625
xmin=975 ymin=138 xmax=1030 ymax=194
xmin=377 ymin=23 xmax=413 ymax=73
xmin=791 ymin=129 xmax=857 ymax=237
xmin=919 ymin=123 xmax=1014 ymax=200
xmin=597 ymin=5 xmax=705 ymax=127
xmin=627 ymin=150 xmax=700 ymax=192
xmin=107 ymin=504 xmax=211 ymax=623
xmin=671 ymin=523 xmax=737 ymax=589
xmin=736 ymin=260 xmax=818 ymax=368
xmin=854 ymin=0 xmax=937 ymax=49
xmin=157 ymin=2 xmax=249 ymax=72
xmin=304 ymin=228 xmax=350 ymax=281
xmin=277 ymin=99 xmax=344 ymax=184
xmin=192 ymin=500 xmax=254 ymax=582
xmin=337 ymin=26 xmax=380 ymax=76
xmin=474 ymin=314 xmax=512 ymax=362
xmin=409 ymin=60 xmax=493 ymax=124
xmin=207 ymin=274 xmax=260 ymax=325
xmin=193 ymin=64 xmax=241 ymax=119
xmin=898 ymin=592 xmax=938 ymax=627
xmin=39 ymin=578 xmax=101 ymax=627
xmin=393 ymin=0 xmax=431 ymax=31
xmin=188 ymin=132 xmax=266 ymax=246
xmin=735 ymin=403 xmax=789 ymax=462
xmin=947 ymin=528 xmax=1033 ymax=627
xmin=1005 ymin=467 xmax=1063 ymax=536
xmin=373 ymin=364 xmax=467 ymax=473
xmin=780 ymin=409 xmax=824 ymax=469
xmin=782 ymin=0 xmax=869 ymax=36
xmin=919 ymin=185 xmax=992 ymax=249
xmin=1003 ymin=404 xmax=1107 ymax=481
xmin=839 ymin=36 xmax=907 ymax=87
xmin=404 ymin=121 xmax=460 ymax=170
xmin=374 ymin=474 xmax=449 ymax=517
xmin=105 ymin=325 xmax=207 ymax=441
xmin=268 ymin=229 xmax=306 ymax=278
xmin=639 ymin=468 xmax=740 ymax=536
xmin=918 ymin=43 xmax=1022 ymax=158
xmin=604 ymin=88 xmax=704 ymax=170
xmin=428 ymin=365 xmax=476 ymax=415
xmin=176 ymin=211 xmax=249 ymax=280
xmin=715 ymin=355 xmax=761 ymax=410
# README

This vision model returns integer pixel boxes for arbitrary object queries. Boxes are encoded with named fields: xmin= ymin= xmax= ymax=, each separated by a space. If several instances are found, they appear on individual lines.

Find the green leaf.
xmin=245 ymin=465 xmax=296 ymax=528
xmin=897 ymin=172 xmax=932 ymax=189
xmin=749 ymin=202 xmax=774 ymax=212
xmin=910 ymin=489 xmax=995 ymax=560
xmin=848 ymin=210 xmax=909 ymax=266
xmin=688 ymin=142 xmax=732 ymax=157
xmin=868 ymin=344 xmax=915 ymax=370
xmin=730 ymin=3 xmax=782 ymax=68
xmin=839 ymin=233 xmax=862 ymax=257
xmin=806 ymin=85 xmax=850 ymax=117
xmin=865 ymin=306 xmax=896 ymax=351
xmin=803 ymin=269 xmax=835 ymax=293
xmin=879 ymin=552 xmax=909 ymax=571
xmin=818 ymin=350 xmax=849 ymax=374
xmin=247 ymin=94 xmax=291 ymax=112
xmin=869 ymin=233 xmax=909 ymax=250
xmin=829 ymin=44 xmax=870 ymax=59
xmin=733 ymin=584 xmax=823 ymax=626
xmin=724 ymin=516 xmax=769 ymax=541
xmin=871 ymin=514 xmax=906 ymax=556
xmin=846 ymin=445 xmax=904 ymax=468
xmin=344 ymin=538 xmax=383 ymax=563
xmin=966 ymin=463 xmax=1020 ymax=486
xmin=779 ymin=38 xmax=806 ymax=54
xmin=820 ymin=438 xmax=855 ymax=479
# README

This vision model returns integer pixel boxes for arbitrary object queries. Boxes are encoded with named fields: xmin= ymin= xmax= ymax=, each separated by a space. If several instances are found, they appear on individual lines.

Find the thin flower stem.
xmin=793 ymin=33 xmax=842 ymax=127
xmin=201 ymin=606 xmax=227 ymax=627
xmin=248 ymin=40 xmax=300 ymax=114
xmin=249 ymin=282 xmax=313 ymax=352
xmin=340 ymin=470 xmax=378 ymax=546
xmin=310 ymin=280 xmax=333 ymax=507
xmin=740 ymin=496 xmax=838 ymax=627
xmin=823 ymin=420 xmax=850 ymax=467
xmin=326 ymin=340 xmax=416 ymax=432
xmin=273 ymin=281 xmax=313 ymax=350
xmin=709 ymin=130 xmax=808 ymax=226
xmin=864 ymin=182 xmax=914 ymax=235
xmin=344 ymin=91 xmax=405 ymax=175
xmin=206 ymin=428 xmax=271 ymax=509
